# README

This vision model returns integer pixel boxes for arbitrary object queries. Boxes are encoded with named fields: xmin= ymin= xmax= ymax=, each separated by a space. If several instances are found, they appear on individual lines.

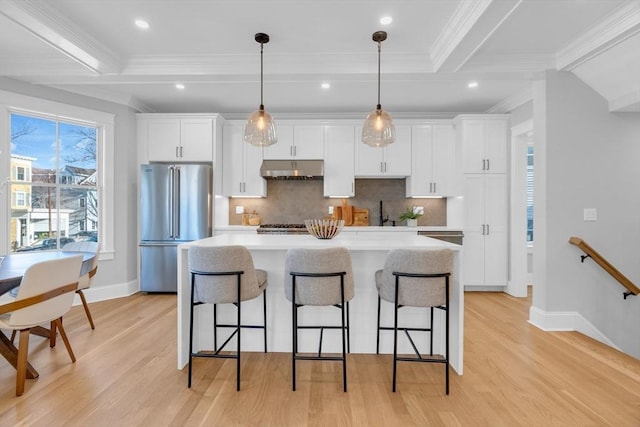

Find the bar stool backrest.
xmin=189 ymin=245 xmax=262 ymax=304
xmin=378 ymin=248 xmax=453 ymax=307
xmin=284 ymin=247 xmax=354 ymax=306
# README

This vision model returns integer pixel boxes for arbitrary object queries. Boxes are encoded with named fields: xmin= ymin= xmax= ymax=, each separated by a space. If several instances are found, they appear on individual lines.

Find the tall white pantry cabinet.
xmin=456 ymin=115 xmax=509 ymax=288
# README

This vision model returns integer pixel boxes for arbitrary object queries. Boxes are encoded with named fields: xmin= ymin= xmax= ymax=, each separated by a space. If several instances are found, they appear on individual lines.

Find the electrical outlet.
xmin=235 ymin=206 xmax=244 ymax=214
xmin=414 ymin=206 xmax=424 ymax=215
xmin=583 ymin=208 xmax=597 ymax=221
xmin=328 ymin=206 xmax=334 ymax=214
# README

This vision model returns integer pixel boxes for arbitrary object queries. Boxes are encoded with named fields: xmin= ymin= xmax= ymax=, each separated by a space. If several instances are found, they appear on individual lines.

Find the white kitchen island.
xmin=176 ymin=233 xmax=464 ymax=373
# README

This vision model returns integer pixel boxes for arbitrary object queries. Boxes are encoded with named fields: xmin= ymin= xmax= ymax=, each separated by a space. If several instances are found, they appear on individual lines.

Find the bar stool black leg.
xmin=376 ymin=295 xmax=381 ymax=354
xmin=392 ymin=276 xmax=400 ymax=393
xmin=445 ymin=276 xmax=450 ymax=395
xmin=236 ymin=275 xmax=241 ymax=392
xmin=263 ymin=289 xmax=268 ymax=353
xmin=340 ymin=276 xmax=347 ymax=392
xmin=188 ymin=272 xmax=195 ymax=388
xmin=292 ymin=277 xmax=297 ymax=391
xmin=429 ymin=307 xmax=434 ymax=355
xmin=213 ymin=303 xmax=217 ymax=350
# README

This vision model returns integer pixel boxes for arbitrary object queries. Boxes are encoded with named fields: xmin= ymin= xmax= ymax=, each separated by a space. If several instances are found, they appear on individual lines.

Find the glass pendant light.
xmin=362 ymin=31 xmax=395 ymax=147
xmin=245 ymin=33 xmax=277 ymax=147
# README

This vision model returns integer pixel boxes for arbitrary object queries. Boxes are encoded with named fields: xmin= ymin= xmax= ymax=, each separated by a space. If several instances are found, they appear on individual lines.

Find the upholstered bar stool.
xmin=188 ymin=245 xmax=268 ymax=391
xmin=376 ymin=248 xmax=453 ymax=394
xmin=284 ymin=247 xmax=354 ymax=392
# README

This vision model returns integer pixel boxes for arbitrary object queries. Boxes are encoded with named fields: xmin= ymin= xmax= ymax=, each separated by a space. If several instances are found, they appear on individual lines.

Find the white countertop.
xmin=215 ymin=225 xmax=462 ymax=233
xmin=184 ymin=232 xmax=461 ymax=251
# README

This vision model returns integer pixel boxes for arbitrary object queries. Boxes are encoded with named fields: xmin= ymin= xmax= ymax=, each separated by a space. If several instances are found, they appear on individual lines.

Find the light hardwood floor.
xmin=1 ymin=289 xmax=639 ymax=426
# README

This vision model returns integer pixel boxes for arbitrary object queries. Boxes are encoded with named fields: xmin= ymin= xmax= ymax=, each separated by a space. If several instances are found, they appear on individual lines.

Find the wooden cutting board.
xmin=341 ymin=200 xmax=353 ymax=226
xmin=353 ymin=208 xmax=369 ymax=226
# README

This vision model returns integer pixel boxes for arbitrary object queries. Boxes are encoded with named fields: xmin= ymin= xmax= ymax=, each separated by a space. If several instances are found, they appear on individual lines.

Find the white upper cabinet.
xmin=222 ymin=123 xmax=265 ymax=197
xmin=456 ymin=116 xmax=508 ymax=174
xmin=262 ymin=123 xmax=324 ymax=160
xmin=355 ymin=124 xmax=412 ymax=177
xmin=141 ymin=117 xmax=213 ymax=162
xmin=406 ymin=123 xmax=456 ymax=197
xmin=324 ymin=125 xmax=355 ymax=197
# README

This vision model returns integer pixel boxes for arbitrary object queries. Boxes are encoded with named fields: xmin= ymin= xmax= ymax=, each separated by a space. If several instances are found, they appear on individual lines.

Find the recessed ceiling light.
xmin=380 ymin=16 xmax=393 ymax=25
xmin=467 ymin=81 xmax=479 ymax=89
xmin=175 ymin=83 xmax=185 ymax=90
xmin=321 ymin=82 xmax=331 ymax=90
xmin=135 ymin=19 xmax=150 ymax=30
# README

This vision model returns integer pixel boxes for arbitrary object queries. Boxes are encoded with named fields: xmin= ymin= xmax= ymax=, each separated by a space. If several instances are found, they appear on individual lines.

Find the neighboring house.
xmin=9 ymin=158 xmax=96 ymax=249
xmin=9 ymin=155 xmax=34 ymax=249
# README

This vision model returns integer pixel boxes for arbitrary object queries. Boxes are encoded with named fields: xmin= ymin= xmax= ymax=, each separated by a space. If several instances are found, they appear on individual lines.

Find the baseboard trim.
xmin=464 ymin=285 xmax=506 ymax=292
xmin=528 ymin=306 xmax=620 ymax=351
xmin=73 ymin=280 xmax=139 ymax=306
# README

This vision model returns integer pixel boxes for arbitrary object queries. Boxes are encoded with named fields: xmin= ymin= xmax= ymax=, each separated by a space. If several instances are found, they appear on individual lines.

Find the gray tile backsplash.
xmin=227 ymin=179 xmax=447 ymax=226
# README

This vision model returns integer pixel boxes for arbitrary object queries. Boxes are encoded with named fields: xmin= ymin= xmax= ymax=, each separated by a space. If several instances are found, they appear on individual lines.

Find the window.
xmin=527 ymin=145 xmax=534 ymax=242
xmin=1 ymin=91 xmax=115 ymax=258
xmin=9 ymin=112 xmax=99 ymax=252
xmin=15 ymin=166 xmax=28 ymax=181
xmin=14 ymin=191 xmax=27 ymax=207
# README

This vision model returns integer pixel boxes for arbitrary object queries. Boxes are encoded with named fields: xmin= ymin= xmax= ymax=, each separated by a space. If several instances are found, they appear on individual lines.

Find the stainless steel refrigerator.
xmin=139 ymin=163 xmax=212 ymax=292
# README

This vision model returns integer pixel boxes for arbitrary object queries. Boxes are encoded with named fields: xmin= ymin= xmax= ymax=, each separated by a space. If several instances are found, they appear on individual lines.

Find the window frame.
xmin=1 ymin=90 xmax=115 ymax=260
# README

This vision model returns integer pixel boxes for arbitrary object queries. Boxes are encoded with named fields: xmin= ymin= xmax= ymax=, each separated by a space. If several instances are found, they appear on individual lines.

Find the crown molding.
xmin=122 ymin=52 xmax=432 ymax=76
xmin=608 ymin=90 xmax=640 ymax=112
xmin=430 ymin=0 xmax=494 ymax=72
xmin=430 ymin=0 xmax=522 ymax=73
xmin=556 ymin=0 xmax=640 ymax=71
xmin=0 ymin=0 xmax=122 ymax=74
xmin=462 ymin=54 xmax=555 ymax=73
xmin=486 ymin=87 xmax=533 ymax=113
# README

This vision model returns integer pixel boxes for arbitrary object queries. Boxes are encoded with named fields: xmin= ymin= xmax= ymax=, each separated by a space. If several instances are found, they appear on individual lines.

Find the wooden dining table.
xmin=0 ymin=250 xmax=96 ymax=379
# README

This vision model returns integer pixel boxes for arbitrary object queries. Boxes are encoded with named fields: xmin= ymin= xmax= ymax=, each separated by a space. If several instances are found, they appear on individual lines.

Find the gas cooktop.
xmin=256 ymin=224 xmax=308 ymax=234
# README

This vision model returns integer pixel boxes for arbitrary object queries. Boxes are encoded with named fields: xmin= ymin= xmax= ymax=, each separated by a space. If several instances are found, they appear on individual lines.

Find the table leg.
xmin=0 ymin=331 xmax=39 ymax=379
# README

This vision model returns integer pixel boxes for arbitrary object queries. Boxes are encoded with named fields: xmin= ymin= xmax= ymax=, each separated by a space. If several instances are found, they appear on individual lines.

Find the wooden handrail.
xmin=569 ymin=237 xmax=639 ymax=299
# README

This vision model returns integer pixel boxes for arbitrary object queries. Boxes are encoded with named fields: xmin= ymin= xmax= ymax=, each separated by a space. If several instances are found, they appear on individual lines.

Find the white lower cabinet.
xmin=462 ymin=174 xmax=508 ymax=287
xmin=222 ymin=123 xmax=265 ymax=197
xmin=324 ymin=125 xmax=355 ymax=197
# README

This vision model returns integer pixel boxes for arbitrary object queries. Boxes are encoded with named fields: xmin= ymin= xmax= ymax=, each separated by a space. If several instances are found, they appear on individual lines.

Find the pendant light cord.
xmin=260 ymin=41 xmax=264 ymax=110
xmin=377 ymin=41 xmax=382 ymax=110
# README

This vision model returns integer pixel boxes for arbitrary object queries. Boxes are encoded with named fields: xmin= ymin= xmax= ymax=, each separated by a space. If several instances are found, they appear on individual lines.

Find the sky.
xmin=10 ymin=113 xmax=96 ymax=170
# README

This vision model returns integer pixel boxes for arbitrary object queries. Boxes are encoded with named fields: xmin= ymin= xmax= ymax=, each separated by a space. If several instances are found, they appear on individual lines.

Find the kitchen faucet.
xmin=379 ymin=200 xmax=389 ymax=226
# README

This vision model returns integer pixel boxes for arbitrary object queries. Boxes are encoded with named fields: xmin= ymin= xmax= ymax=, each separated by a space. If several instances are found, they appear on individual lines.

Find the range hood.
xmin=260 ymin=160 xmax=323 ymax=179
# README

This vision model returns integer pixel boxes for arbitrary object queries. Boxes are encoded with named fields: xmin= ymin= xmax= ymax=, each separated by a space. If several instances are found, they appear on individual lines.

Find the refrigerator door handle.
xmin=169 ymin=166 xmax=175 ymax=238
xmin=174 ymin=166 xmax=181 ymax=239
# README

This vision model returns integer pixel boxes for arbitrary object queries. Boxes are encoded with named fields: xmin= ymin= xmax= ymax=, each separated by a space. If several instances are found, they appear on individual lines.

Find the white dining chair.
xmin=0 ymin=255 xmax=82 ymax=396
xmin=62 ymin=241 xmax=100 ymax=329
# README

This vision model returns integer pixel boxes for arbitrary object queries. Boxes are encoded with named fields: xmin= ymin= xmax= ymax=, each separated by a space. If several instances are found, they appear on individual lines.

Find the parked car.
xmin=16 ymin=237 xmax=75 ymax=252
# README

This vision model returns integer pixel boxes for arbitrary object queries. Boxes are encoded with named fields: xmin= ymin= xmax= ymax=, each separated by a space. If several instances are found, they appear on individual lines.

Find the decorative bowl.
xmin=304 ymin=219 xmax=344 ymax=239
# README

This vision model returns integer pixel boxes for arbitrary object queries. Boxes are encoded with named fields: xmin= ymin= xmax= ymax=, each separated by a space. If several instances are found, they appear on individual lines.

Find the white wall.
xmin=531 ymin=71 xmax=640 ymax=358
xmin=0 ymin=77 xmax=139 ymax=298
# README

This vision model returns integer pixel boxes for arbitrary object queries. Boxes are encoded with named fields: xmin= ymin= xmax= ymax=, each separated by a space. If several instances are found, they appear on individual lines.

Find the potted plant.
xmin=398 ymin=206 xmax=422 ymax=227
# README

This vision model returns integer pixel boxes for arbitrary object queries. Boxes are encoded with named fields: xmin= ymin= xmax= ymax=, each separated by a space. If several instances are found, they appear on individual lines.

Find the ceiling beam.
xmin=556 ymin=0 xmax=640 ymax=71
xmin=0 ymin=0 xmax=121 ymax=74
xmin=430 ymin=0 xmax=522 ymax=73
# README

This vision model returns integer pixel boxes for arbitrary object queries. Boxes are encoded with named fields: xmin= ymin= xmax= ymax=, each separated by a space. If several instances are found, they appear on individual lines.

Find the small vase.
xmin=407 ymin=219 xmax=418 ymax=227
